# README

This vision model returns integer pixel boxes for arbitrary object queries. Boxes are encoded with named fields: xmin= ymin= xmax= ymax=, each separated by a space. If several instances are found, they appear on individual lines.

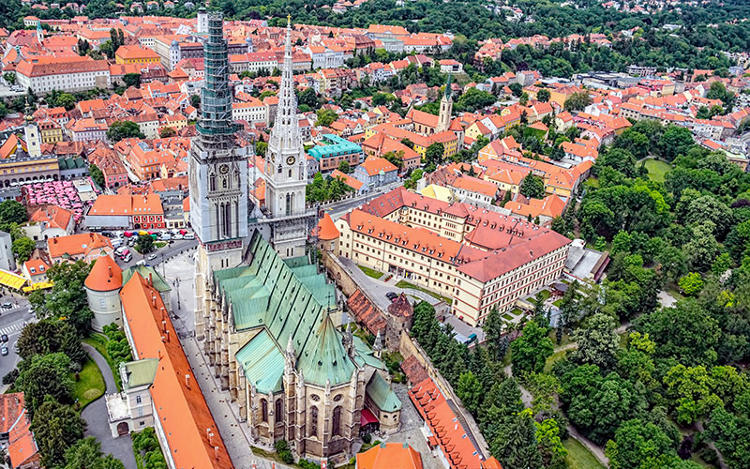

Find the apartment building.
xmin=335 ymin=187 xmax=571 ymax=325
xmin=115 ymin=45 xmax=161 ymax=65
xmin=85 ymin=193 xmax=165 ymax=230
xmin=16 ymin=56 xmax=110 ymax=94
xmin=231 ymin=98 xmax=266 ymax=123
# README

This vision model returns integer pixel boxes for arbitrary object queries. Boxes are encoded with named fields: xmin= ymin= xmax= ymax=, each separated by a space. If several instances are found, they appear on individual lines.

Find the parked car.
xmin=1 ymin=303 xmax=12 ymax=309
xmin=184 ymin=233 xmax=195 ymax=240
xmin=386 ymin=292 xmax=398 ymax=302
xmin=173 ymin=234 xmax=184 ymax=240
xmin=147 ymin=254 xmax=157 ymax=261
xmin=1 ymin=347 xmax=8 ymax=356
xmin=123 ymin=253 xmax=133 ymax=262
xmin=1 ymin=334 xmax=7 ymax=343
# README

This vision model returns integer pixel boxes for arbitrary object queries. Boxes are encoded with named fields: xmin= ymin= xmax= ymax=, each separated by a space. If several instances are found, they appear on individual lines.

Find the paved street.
xmin=81 ymin=344 xmax=137 ymax=469
xmin=0 ymin=296 xmax=35 ymax=391
xmin=116 ymin=238 xmax=198 ymax=270
xmin=160 ymin=252 xmax=293 ymax=469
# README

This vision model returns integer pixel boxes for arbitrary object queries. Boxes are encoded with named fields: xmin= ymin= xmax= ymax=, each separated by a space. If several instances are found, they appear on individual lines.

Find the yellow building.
xmin=39 ymin=119 xmax=63 ymax=144
xmin=115 ymin=45 xmax=161 ymax=65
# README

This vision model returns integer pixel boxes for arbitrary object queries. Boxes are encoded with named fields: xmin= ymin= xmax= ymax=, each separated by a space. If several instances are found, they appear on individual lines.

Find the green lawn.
xmin=395 ymin=280 xmax=452 ymax=304
xmin=643 ymin=158 xmax=672 ymax=183
xmin=536 ymin=289 xmax=552 ymax=302
xmin=544 ymin=348 xmax=572 ymax=373
xmin=83 ymin=333 xmax=122 ymax=391
xmin=358 ymin=264 xmax=384 ymax=279
xmin=154 ymin=241 xmax=167 ymax=248
xmin=73 ymin=357 xmax=105 ymax=409
xmin=563 ymin=437 xmax=605 ymax=469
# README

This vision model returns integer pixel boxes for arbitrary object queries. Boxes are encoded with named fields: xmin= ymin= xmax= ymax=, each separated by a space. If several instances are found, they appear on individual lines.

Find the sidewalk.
xmin=180 ymin=335 xmax=293 ymax=469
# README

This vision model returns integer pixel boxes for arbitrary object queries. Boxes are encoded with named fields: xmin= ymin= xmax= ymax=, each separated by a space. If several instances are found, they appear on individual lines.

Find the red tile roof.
xmin=47 ymin=232 xmax=113 ymax=260
xmin=85 ymin=254 xmax=123 ymax=292
xmin=356 ymin=442 xmax=423 ymax=469
xmin=120 ymin=273 xmax=233 ymax=469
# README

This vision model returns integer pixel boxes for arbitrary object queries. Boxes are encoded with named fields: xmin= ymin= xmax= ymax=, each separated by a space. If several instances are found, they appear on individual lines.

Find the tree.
xmin=456 ymin=371 xmax=483 ymax=415
xmin=3 ymin=71 xmax=15 ymax=85
xmin=684 ymin=222 xmax=720 ymax=272
xmin=456 ymin=87 xmax=496 ymax=112
xmin=605 ymin=418 xmax=678 ymax=469
xmin=564 ymin=92 xmax=592 ymax=111
xmin=190 ymin=94 xmax=200 ymax=109
xmin=597 ymin=148 xmax=637 ymax=177
xmin=40 ymin=260 xmax=93 ymax=334
xmin=298 ymin=87 xmax=319 ymax=109
xmin=16 ymin=353 xmax=74 ymax=415
xmin=705 ymin=407 xmax=750 ymax=468
xmin=561 ymin=366 xmax=648 ymax=444
xmin=535 ymin=418 xmax=567 ymax=469
xmin=0 ymin=199 xmax=28 ymax=224
xmin=338 ymin=160 xmax=351 ymax=174
xmin=491 ymin=409 xmax=543 ymax=469
xmin=17 ymin=319 xmax=86 ymax=365
xmin=537 ymin=88 xmax=550 ymax=103
xmin=614 ymin=129 xmax=650 ymax=159
xmin=425 ymin=142 xmax=445 ymax=169
xmin=159 ymin=127 xmax=176 ymax=138
xmin=571 ymin=312 xmax=620 ymax=370
xmin=706 ymin=81 xmax=735 ymax=108
xmin=509 ymin=82 xmax=523 ymax=97
xmin=483 ymin=308 xmax=505 ymax=361
xmin=31 ymin=398 xmax=85 ymax=468
xmin=316 ymin=108 xmax=338 ymax=127
xmin=678 ymin=272 xmax=704 ymax=296
xmin=89 ymin=164 xmax=105 ymax=187
xmin=136 ymin=234 xmax=154 ymax=254
xmin=663 ymin=364 xmax=722 ymax=426
xmin=107 ymin=121 xmax=145 ymax=142
xmin=511 ymin=320 xmax=553 ymax=375
xmin=637 ymin=299 xmax=720 ymax=366
xmin=519 ymin=174 xmax=545 ymax=199
xmin=12 ymin=236 xmax=34 ymax=262
xmin=62 ymin=437 xmax=125 ymax=469
xmin=659 ymin=125 xmax=694 ymax=161
xmin=122 ymin=73 xmax=141 ymax=88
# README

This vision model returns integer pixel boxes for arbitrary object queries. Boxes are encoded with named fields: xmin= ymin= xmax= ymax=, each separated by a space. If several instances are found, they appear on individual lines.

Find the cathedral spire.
xmin=269 ymin=14 xmax=299 ymax=142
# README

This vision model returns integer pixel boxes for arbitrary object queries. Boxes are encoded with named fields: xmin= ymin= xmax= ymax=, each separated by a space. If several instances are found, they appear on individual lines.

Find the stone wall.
xmin=398 ymin=330 xmax=491 ymax=459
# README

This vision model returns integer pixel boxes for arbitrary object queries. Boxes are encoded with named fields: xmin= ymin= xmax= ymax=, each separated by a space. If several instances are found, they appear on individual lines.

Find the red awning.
xmin=360 ymin=408 xmax=379 ymax=426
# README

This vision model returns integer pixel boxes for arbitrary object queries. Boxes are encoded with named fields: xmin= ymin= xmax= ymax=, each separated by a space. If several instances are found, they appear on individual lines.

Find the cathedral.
xmin=189 ymin=14 xmax=401 ymax=466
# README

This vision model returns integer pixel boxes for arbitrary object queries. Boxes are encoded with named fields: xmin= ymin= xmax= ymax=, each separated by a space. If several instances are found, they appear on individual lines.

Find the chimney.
xmin=161 ymin=319 xmax=167 ymax=333
xmin=151 ymin=294 xmax=157 ymax=307
xmin=214 ymin=446 xmax=220 ymax=461
xmin=185 ymin=373 xmax=191 ymax=389
xmin=53 ymin=238 xmax=57 ymax=244
xmin=206 ymin=428 xmax=213 ymax=444
xmin=165 ymin=329 xmax=170 ymax=342
xmin=107 ymin=265 xmax=112 ymax=278
xmin=149 ymin=273 xmax=153 ymax=286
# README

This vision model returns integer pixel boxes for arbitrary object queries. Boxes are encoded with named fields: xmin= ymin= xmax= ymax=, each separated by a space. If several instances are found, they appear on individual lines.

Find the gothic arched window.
xmin=310 ymin=406 xmax=318 ymax=437
xmin=275 ymin=399 xmax=283 ymax=422
xmin=261 ymin=399 xmax=268 ymax=422
xmin=332 ymin=406 xmax=342 ymax=437
xmin=209 ymin=173 xmax=216 ymax=191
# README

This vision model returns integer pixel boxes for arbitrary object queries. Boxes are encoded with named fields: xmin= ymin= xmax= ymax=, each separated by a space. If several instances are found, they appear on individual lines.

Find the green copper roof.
xmin=366 ymin=372 xmax=402 ymax=412
xmin=120 ymin=359 xmax=158 ymax=391
xmin=216 ymin=231 xmax=354 ymax=387
xmin=307 ymin=134 xmax=363 ymax=161
xmin=353 ymin=336 xmax=385 ymax=370
xmin=122 ymin=266 xmax=171 ymax=293
xmin=236 ymin=329 xmax=284 ymax=394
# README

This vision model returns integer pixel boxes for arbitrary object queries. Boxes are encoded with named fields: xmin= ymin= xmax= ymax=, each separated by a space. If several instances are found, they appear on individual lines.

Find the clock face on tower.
xmin=219 ymin=164 xmax=229 ymax=175
xmin=286 ymin=156 xmax=296 ymax=165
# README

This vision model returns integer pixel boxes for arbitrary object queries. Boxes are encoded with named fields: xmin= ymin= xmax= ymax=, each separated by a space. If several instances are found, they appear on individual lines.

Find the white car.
xmin=173 ymin=234 xmax=184 ymax=240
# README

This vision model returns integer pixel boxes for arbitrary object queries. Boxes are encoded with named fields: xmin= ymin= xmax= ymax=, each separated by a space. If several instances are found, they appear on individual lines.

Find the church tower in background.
xmin=188 ymin=12 xmax=249 ymax=340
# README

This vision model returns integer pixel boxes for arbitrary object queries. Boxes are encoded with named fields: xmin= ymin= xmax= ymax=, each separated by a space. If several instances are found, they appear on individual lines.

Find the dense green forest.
xmin=410 ymin=119 xmax=750 ymax=468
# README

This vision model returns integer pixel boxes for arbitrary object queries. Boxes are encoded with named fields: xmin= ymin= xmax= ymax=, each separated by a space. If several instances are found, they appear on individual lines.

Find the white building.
xmin=16 ymin=57 xmax=110 ymax=94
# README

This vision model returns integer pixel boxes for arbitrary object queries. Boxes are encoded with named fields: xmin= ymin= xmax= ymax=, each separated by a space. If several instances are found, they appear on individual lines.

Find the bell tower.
xmin=264 ymin=16 xmax=314 ymax=259
xmin=189 ymin=12 xmax=249 ymax=339
xmin=437 ymin=74 xmax=453 ymax=133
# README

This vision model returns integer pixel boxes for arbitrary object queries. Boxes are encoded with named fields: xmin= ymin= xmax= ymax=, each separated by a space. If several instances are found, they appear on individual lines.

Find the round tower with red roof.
xmin=85 ymin=254 xmax=124 ymax=331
